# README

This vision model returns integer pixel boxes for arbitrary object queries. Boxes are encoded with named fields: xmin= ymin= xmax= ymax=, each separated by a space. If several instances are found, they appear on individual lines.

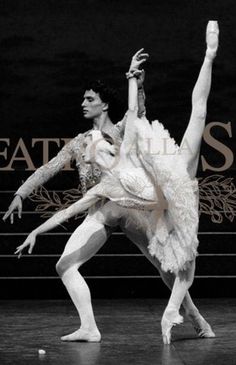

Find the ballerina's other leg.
xmin=180 ymin=20 xmax=219 ymax=178
xmin=143 ymin=248 xmax=214 ymax=340
xmin=159 ymin=267 xmax=215 ymax=339
xmin=122 ymin=224 xmax=214 ymax=339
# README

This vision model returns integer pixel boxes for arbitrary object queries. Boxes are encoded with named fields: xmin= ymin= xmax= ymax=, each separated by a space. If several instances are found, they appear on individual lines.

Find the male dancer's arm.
xmin=3 ymin=135 xmax=82 ymax=223
xmin=14 ymin=184 xmax=101 ymax=257
xmin=4 ymin=50 xmax=147 ymax=222
xmin=137 ymin=71 xmax=146 ymax=118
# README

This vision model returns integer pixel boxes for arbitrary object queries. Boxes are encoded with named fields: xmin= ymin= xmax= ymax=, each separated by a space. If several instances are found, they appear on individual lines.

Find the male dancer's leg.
xmin=56 ymin=217 xmax=108 ymax=342
xmin=55 ymin=202 xmax=122 ymax=342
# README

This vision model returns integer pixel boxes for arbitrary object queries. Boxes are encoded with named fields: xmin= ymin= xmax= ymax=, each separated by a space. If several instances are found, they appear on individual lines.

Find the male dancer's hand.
xmin=15 ymin=231 xmax=36 ymax=258
xmin=137 ymin=69 xmax=145 ymax=89
xmin=3 ymin=195 xmax=22 ymax=224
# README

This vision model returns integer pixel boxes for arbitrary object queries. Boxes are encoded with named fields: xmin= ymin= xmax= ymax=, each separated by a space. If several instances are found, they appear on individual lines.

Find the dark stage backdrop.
xmin=0 ymin=0 xmax=235 ymax=298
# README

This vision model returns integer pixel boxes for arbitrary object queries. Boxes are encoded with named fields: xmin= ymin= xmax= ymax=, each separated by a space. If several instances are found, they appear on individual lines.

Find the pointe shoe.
xmin=206 ymin=20 xmax=219 ymax=59
xmin=187 ymin=312 xmax=215 ymax=338
xmin=161 ymin=310 xmax=184 ymax=345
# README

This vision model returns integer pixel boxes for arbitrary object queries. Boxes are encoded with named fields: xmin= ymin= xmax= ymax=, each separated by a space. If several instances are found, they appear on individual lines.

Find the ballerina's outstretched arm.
xmin=120 ymin=49 xmax=149 ymax=159
xmin=15 ymin=185 xmax=101 ymax=257
xmin=127 ymin=48 xmax=148 ymax=111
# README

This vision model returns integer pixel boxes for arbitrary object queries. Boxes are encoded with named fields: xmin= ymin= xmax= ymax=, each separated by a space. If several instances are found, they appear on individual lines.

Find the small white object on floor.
xmin=38 ymin=349 xmax=46 ymax=355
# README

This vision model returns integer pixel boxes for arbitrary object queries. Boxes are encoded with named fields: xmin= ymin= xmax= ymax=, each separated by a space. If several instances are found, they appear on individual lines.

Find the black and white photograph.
xmin=0 ymin=1 xmax=236 ymax=364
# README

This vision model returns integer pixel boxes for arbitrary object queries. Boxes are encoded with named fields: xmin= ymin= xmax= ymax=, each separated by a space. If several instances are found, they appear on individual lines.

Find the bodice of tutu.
xmin=118 ymin=167 xmax=156 ymax=202
xmin=97 ymin=170 xmax=158 ymax=211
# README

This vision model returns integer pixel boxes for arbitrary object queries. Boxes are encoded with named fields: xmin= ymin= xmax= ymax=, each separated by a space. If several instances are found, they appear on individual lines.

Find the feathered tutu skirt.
xmin=134 ymin=117 xmax=199 ymax=272
xmin=100 ymin=115 xmax=199 ymax=272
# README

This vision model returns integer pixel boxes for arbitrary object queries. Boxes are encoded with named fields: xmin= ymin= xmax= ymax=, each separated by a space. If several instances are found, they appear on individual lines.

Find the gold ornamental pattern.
xmin=28 ymin=174 xmax=236 ymax=223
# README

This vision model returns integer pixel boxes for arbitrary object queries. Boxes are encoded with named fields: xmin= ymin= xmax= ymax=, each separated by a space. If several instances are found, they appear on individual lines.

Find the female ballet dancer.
xmin=15 ymin=20 xmax=219 ymax=344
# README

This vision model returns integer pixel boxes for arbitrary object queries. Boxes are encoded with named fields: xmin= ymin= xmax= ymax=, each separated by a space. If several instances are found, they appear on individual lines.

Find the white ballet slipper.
xmin=61 ymin=328 xmax=101 ymax=342
xmin=161 ymin=309 xmax=184 ymax=345
xmin=206 ymin=20 xmax=219 ymax=59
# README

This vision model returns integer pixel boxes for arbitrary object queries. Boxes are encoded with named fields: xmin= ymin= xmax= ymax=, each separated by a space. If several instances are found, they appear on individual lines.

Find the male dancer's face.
xmin=81 ymin=89 xmax=107 ymax=119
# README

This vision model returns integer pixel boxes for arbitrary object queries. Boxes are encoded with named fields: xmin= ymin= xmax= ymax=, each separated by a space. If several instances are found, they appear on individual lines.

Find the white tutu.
xmin=133 ymin=117 xmax=199 ymax=272
xmin=98 ymin=115 xmax=199 ymax=272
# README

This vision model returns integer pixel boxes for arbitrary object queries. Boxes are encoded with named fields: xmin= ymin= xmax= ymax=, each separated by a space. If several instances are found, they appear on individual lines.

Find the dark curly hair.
xmin=84 ymin=80 xmax=119 ymax=120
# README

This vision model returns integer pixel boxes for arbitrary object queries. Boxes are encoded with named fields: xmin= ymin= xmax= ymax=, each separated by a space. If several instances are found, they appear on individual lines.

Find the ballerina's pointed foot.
xmin=206 ymin=20 xmax=219 ymax=59
xmin=61 ymin=328 xmax=101 ymax=342
xmin=187 ymin=312 xmax=215 ymax=338
xmin=161 ymin=309 xmax=184 ymax=345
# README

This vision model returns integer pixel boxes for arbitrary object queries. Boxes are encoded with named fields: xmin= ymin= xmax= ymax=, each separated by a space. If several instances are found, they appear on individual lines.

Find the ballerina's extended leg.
xmin=180 ymin=20 xmax=219 ymax=178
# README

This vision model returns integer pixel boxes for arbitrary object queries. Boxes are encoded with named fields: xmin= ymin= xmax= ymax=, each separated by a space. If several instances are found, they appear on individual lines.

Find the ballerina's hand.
xmin=129 ymin=48 xmax=149 ymax=72
xmin=15 ymin=232 xmax=37 ymax=258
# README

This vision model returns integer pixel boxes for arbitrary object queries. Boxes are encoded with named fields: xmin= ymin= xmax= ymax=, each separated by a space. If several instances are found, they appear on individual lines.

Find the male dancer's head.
xmin=81 ymin=80 xmax=117 ymax=130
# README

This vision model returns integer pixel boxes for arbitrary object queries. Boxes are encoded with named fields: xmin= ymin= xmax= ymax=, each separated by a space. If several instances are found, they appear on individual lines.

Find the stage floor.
xmin=1 ymin=298 xmax=236 ymax=365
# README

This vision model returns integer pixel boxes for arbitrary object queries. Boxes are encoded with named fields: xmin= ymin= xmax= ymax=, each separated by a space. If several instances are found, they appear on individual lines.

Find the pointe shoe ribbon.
xmin=194 ymin=324 xmax=215 ymax=338
xmin=188 ymin=313 xmax=216 ymax=338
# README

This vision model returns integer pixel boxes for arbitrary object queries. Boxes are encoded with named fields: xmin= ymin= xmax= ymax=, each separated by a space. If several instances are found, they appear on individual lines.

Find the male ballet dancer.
xmin=3 ymin=51 xmax=148 ymax=342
